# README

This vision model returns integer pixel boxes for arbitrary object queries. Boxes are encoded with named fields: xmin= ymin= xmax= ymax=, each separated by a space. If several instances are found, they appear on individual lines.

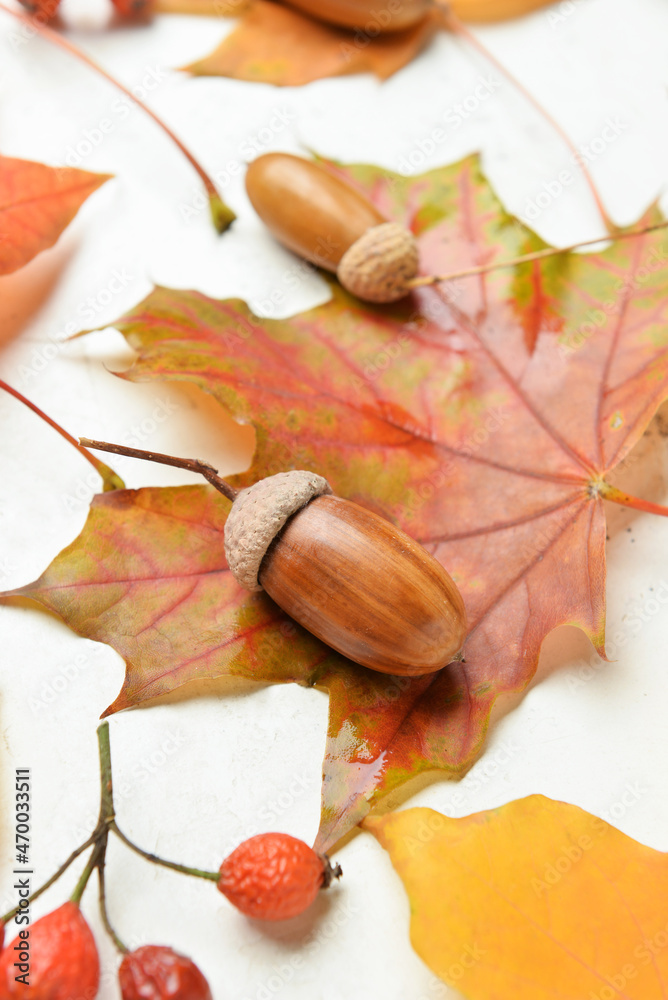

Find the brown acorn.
xmin=245 ymin=153 xmax=419 ymax=304
xmin=282 ymin=0 xmax=432 ymax=31
xmin=224 ymin=470 xmax=466 ymax=676
xmin=79 ymin=443 xmax=467 ymax=678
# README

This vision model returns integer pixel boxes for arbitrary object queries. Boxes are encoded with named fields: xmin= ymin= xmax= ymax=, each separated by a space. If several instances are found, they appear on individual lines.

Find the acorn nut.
xmin=224 ymin=470 xmax=467 ymax=677
xmin=282 ymin=0 xmax=432 ymax=31
xmin=245 ymin=153 xmax=419 ymax=304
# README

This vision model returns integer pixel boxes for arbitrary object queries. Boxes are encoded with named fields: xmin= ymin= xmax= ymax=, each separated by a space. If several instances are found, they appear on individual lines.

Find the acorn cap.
xmin=336 ymin=222 xmax=419 ymax=303
xmin=224 ymin=471 xmax=332 ymax=591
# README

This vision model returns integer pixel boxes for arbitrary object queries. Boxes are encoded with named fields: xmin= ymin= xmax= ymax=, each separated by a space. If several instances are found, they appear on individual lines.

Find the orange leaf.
xmin=365 ymin=796 xmax=668 ymax=999
xmin=183 ymin=0 xmax=439 ymax=84
xmin=0 ymin=155 xmax=111 ymax=275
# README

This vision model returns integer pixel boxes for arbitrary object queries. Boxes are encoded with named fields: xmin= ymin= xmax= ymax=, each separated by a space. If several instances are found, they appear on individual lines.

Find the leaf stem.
xmin=408 ymin=220 xmax=668 ymax=287
xmin=0 ymin=2 xmax=235 ymax=234
xmin=0 ymin=379 xmax=124 ymax=491
xmin=80 ymin=438 xmax=239 ymax=501
xmin=110 ymin=823 xmax=220 ymax=882
xmin=437 ymin=4 xmax=614 ymax=234
xmin=597 ymin=482 xmax=668 ymax=518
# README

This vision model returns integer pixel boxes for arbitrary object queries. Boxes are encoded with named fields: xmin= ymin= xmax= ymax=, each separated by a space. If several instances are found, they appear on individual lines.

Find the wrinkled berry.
xmin=119 ymin=945 xmax=212 ymax=1000
xmin=18 ymin=0 xmax=61 ymax=21
xmin=218 ymin=832 xmax=340 ymax=921
xmin=109 ymin=0 xmax=154 ymax=16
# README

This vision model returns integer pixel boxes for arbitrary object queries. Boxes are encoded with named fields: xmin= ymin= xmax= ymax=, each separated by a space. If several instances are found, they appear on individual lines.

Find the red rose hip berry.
xmin=18 ymin=0 xmax=61 ymax=21
xmin=119 ymin=945 xmax=212 ymax=1000
xmin=217 ymin=832 xmax=341 ymax=921
xmin=110 ymin=0 xmax=154 ymax=16
xmin=0 ymin=901 xmax=100 ymax=999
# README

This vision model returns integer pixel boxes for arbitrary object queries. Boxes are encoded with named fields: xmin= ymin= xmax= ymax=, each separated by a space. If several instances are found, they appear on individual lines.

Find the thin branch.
xmin=438 ymin=4 xmax=614 ymax=234
xmin=97 ymin=862 xmax=127 ymax=954
xmin=0 ymin=379 xmax=124 ymax=492
xmin=0 ymin=835 xmax=97 ymax=924
xmin=111 ymin=823 xmax=220 ymax=882
xmin=408 ymin=220 xmax=668 ymax=288
xmin=80 ymin=438 xmax=239 ymax=501
xmin=69 ymin=846 xmax=102 ymax=905
xmin=96 ymin=722 xmax=116 ymax=826
xmin=0 ymin=1 xmax=235 ymax=234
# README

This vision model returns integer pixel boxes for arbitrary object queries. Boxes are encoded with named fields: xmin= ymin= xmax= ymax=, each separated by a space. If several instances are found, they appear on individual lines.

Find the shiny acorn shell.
xmin=283 ymin=0 xmax=432 ymax=31
xmin=245 ymin=153 xmax=386 ymax=271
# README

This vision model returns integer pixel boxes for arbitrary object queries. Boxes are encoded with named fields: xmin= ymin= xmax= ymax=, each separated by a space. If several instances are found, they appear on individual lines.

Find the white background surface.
xmin=1 ymin=0 xmax=668 ymax=997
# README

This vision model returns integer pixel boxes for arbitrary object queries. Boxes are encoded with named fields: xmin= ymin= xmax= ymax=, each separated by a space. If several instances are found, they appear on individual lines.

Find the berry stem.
xmin=92 ymin=722 xmax=124 ymax=947
xmin=0 ymin=834 xmax=98 ymax=924
xmin=68 ymin=722 xmax=119 ymax=907
xmin=0 ymin=380 xmax=124 ymax=491
xmin=597 ymin=482 xmax=668 ymax=517
xmin=408 ymin=220 xmax=668 ymax=288
xmin=80 ymin=437 xmax=239 ymax=501
xmin=110 ymin=823 xmax=220 ymax=882
xmin=97 ymin=862 xmax=128 ymax=954
xmin=96 ymin=722 xmax=220 ymax=882
xmin=97 ymin=721 xmax=116 ymax=827
xmin=0 ymin=2 xmax=235 ymax=234
xmin=437 ymin=4 xmax=614 ymax=234
xmin=70 ymin=847 xmax=101 ymax=906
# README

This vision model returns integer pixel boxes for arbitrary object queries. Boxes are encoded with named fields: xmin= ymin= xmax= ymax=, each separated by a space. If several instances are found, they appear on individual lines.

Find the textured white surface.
xmin=1 ymin=1 xmax=668 ymax=997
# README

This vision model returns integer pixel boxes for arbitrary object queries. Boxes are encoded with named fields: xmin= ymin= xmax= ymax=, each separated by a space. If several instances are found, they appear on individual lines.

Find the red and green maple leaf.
xmin=5 ymin=153 xmax=668 ymax=851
